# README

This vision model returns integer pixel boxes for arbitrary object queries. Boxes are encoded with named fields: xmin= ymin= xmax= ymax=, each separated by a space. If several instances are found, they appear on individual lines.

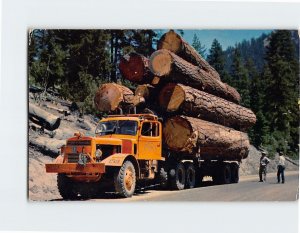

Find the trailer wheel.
xmin=221 ymin=164 xmax=232 ymax=184
xmin=57 ymin=174 xmax=78 ymax=200
xmin=114 ymin=161 xmax=136 ymax=198
xmin=185 ymin=162 xmax=196 ymax=189
xmin=170 ymin=162 xmax=186 ymax=190
xmin=230 ymin=163 xmax=239 ymax=183
xmin=213 ymin=164 xmax=232 ymax=185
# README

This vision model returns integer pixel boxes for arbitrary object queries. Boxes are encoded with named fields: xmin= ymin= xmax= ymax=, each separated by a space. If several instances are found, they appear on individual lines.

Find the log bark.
xmin=119 ymin=52 xmax=152 ymax=83
xmin=159 ymin=83 xmax=256 ymax=131
xmin=149 ymin=49 xmax=241 ymax=103
xmin=94 ymin=83 xmax=145 ymax=112
xmin=157 ymin=30 xmax=221 ymax=81
xmin=163 ymin=116 xmax=250 ymax=161
xmin=29 ymin=103 xmax=61 ymax=131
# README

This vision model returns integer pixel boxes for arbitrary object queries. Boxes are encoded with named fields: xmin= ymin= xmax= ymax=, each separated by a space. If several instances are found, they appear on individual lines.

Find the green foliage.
xmin=192 ymin=34 xmax=206 ymax=57
xmin=207 ymin=39 xmax=225 ymax=75
xmin=230 ymin=48 xmax=250 ymax=108
xmin=29 ymin=29 xmax=157 ymax=116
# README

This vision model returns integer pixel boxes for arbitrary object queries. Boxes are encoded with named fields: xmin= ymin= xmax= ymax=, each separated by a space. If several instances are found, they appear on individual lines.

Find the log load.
xmin=157 ymin=30 xmax=221 ymax=81
xmin=163 ymin=116 xmax=250 ymax=161
xmin=119 ymin=52 xmax=152 ymax=83
xmin=149 ymin=49 xmax=241 ymax=104
xmin=135 ymin=84 xmax=158 ymax=101
xmin=159 ymin=83 xmax=256 ymax=131
xmin=29 ymin=103 xmax=61 ymax=131
xmin=94 ymin=83 xmax=145 ymax=112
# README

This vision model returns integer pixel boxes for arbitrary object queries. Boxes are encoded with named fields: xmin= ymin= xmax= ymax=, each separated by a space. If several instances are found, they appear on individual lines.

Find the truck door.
xmin=138 ymin=121 xmax=162 ymax=160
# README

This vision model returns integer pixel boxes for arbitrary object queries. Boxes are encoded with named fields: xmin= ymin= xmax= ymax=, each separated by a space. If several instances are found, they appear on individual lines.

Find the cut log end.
xmin=164 ymin=116 xmax=192 ymax=151
xmin=94 ymin=83 xmax=126 ymax=112
xmin=149 ymin=49 xmax=172 ymax=76
xmin=119 ymin=52 xmax=150 ymax=83
xmin=159 ymin=83 xmax=185 ymax=112
xmin=157 ymin=30 xmax=182 ymax=53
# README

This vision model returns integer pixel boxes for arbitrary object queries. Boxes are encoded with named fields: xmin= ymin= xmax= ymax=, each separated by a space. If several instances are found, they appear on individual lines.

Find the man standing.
xmin=259 ymin=151 xmax=270 ymax=182
xmin=277 ymin=152 xmax=286 ymax=184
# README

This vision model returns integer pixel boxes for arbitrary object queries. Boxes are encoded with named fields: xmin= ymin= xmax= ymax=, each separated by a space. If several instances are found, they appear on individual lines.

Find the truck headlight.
xmin=95 ymin=149 xmax=102 ymax=160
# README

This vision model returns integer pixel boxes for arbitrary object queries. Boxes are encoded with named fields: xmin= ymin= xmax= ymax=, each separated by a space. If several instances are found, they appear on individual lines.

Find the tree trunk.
xmin=94 ymin=83 xmax=145 ymax=112
xmin=157 ymin=30 xmax=221 ymax=81
xmin=150 ymin=49 xmax=241 ymax=104
xmin=119 ymin=52 xmax=152 ymax=83
xmin=163 ymin=116 xmax=250 ymax=161
xmin=159 ymin=83 xmax=256 ymax=131
xmin=29 ymin=103 xmax=61 ymax=131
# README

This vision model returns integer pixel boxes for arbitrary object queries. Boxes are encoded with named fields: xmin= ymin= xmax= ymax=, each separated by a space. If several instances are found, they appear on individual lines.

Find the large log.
xmin=157 ymin=30 xmax=221 ymax=81
xmin=149 ymin=49 xmax=241 ymax=103
xmin=163 ymin=116 xmax=250 ymax=161
xmin=119 ymin=52 xmax=152 ymax=83
xmin=29 ymin=103 xmax=61 ymax=131
xmin=94 ymin=83 xmax=145 ymax=112
xmin=159 ymin=83 xmax=256 ymax=131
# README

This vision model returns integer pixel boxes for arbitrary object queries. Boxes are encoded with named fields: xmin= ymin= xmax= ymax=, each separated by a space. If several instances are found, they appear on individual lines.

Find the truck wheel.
xmin=230 ymin=163 xmax=239 ymax=183
xmin=57 ymin=174 xmax=78 ymax=200
xmin=185 ymin=162 xmax=196 ymax=189
xmin=170 ymin=162 xmax=186 ymax=190
xmin=221 ymin=164 xmax=232 ymax=184
xmin=158 ymin=167 xmax=168 ymax=189
xmin=114 ymin=161 xmax=136 ymax=198
xmin=213 ymin=164 xmax=231 ymax=185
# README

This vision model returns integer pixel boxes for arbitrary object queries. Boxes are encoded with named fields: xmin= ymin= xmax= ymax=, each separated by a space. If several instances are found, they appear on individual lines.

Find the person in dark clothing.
xmin=277 ymin=152 xmax=286 ymax=184
xmin=259 ymin=151 xmax=270 ymax=182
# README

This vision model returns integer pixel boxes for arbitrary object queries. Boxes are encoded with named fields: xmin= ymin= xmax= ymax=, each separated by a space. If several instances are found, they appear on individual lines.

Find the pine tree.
xmin=263 ymin=30 xmax=299 ymax=157
xmin=230 ymin=48 xmax=251 ymax=108
xmin=192 ymin=34 xmax=206 ymax=57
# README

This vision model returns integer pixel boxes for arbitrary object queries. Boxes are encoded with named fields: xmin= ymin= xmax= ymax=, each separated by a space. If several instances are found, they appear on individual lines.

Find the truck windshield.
xmin=95 ymin=120 xmax=138 ymax=136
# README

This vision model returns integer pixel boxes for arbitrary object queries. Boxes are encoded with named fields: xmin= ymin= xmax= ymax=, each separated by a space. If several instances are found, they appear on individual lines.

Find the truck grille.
xmin=67 ymin=153 xmax=91 ymax=163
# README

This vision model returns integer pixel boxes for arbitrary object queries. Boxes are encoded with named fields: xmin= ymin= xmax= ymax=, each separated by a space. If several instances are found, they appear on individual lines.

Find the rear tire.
xmin=57 ymin=174 xmax=78 ymax=200
xmin=170 ymin=162 xmax=186 ymax=190
xmin=114 ymin=161 xmax=136 ymax=198
xmin=230 ymin=163 xmax=239 ymax=183
xmin=185 ymin=162 xmax=196 ymax=189
xmin=213 ymin=163 xmax=232 ymax=185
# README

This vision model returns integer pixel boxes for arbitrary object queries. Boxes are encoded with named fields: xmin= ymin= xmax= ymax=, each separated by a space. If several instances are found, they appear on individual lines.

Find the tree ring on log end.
xmin=159 ymin=83 xmax=185 ymax=112
xmin=163 ymin=116 xmax=192 ymax=151
xmin=157 ymin=30 xmax=182 ymax=53
xmin=149 ymin=49 xmax=172 ymax=77
xmin=119 ymin=53 xmax=146 ymax=82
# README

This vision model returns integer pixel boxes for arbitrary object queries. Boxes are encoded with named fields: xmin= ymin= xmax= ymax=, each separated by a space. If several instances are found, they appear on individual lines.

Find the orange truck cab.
xmin=46 ymin=114 xmax=164 ymax=198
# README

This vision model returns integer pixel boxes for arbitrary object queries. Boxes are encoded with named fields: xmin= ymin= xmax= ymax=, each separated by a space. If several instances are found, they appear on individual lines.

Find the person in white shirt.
xmin=259 ymin=151 xmax=270 ymax=182
xmin=277 ymin=152 xmax=286 ymax=184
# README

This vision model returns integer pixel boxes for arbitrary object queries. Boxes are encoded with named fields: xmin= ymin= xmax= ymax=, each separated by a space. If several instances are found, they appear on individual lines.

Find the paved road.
xmin=91 ymin=171 xmax=299 ymax=202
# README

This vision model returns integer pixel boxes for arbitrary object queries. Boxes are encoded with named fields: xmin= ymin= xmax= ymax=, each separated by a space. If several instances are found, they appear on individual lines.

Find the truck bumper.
xmin=45 ymin=163 xmax=105 ymax=174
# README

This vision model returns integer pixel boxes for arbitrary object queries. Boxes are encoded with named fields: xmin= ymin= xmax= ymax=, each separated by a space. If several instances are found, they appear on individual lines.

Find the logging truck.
xmin=46 ymin=113 xmax=247 ymax=199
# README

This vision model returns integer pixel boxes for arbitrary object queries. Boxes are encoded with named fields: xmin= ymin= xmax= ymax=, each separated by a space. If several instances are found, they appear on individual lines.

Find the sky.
xmin=156 ymin=29 xmax=272 ymax=52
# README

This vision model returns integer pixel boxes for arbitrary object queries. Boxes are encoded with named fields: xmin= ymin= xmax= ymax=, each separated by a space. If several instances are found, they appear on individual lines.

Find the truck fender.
xmin=101 ymin=153 xmax=140 ymax=178
xmin=53 ymin=155 xmax=64 ymax=164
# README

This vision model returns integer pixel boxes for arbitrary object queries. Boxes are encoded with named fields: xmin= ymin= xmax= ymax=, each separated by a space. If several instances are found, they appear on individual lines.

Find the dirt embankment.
xmin=28 ymin=91 xmax=98 ymax=201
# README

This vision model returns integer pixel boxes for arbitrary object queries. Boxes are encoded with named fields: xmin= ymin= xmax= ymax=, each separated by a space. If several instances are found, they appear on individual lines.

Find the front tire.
xmin=57 ymin=174 xmax=78 ymax=200
xmin=114 ymin=161 xmax=136 ymax=198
